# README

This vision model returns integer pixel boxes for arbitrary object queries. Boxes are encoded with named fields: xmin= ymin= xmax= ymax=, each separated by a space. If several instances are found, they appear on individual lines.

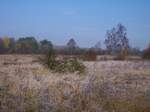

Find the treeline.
xmin=0 ymin=37 xmax=52 ymax=54
xmin=0 ymin=36 xmax=101 ymax=55
xmin=0 ymin=23 xmax=149 ymax=59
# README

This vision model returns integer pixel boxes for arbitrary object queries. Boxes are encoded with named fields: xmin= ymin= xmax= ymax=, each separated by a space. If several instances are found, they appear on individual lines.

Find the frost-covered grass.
xmin=0 ymin=55 xmax=150 ymax=112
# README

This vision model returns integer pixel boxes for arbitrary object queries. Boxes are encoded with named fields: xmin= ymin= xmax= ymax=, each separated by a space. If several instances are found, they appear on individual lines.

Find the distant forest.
xmin=0 ymin=24 xmax=149 ymax=59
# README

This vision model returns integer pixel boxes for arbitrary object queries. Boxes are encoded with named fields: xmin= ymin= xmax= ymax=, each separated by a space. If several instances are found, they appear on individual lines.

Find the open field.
xmin=0 ymin=55 xmax=150 ymax=112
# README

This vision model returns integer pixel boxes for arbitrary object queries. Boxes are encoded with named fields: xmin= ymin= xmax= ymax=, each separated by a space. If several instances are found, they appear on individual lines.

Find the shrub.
xmin=114 ymin=54 xmax=126 ymax=60
xmin=67 ymin=59 xmax=85 ymax=74
xmin=113 ymin=48 xmax=129 ymax=60
xmin=143 ymin=47 xmax=150 ymax=59
xmin=83 ymin=49 xmax=97 ymax=61
xmin=43 ymin=52 xmax=86 ymax=74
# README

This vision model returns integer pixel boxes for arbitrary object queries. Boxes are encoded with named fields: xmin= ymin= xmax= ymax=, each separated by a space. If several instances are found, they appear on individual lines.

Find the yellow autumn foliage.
xmin=3 ymin=37 xmax=10 ymax=48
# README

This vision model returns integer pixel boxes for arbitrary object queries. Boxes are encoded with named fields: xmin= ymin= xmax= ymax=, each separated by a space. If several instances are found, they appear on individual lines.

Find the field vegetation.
xmin=0 ymin=23 xmax=150 ymax=112
xmin=0 ymin=55 xmax=150 ymax=112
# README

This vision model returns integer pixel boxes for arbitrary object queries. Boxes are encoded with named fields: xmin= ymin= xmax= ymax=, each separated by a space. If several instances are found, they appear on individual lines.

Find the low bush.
xmin=83 ymin=49 xmax=97 ymax=61
xmin=43 ymin=52 xmax=86 ymax=74
xmin=114 ymin=54 xmax=126 ymax=60
xmin=143 ymin=47 xmax=150 ymax=59
xmin=114 ymin=49 xmax=129 ymax=60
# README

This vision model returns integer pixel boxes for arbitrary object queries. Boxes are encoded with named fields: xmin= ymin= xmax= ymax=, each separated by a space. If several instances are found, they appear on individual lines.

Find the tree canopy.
xmin=40 ymin=40 xmax=53 ymax=54
xmin=104 ymin=23 xmax=129 ymax=55
xmin=15 ymin=37 xmax=39 ymax=54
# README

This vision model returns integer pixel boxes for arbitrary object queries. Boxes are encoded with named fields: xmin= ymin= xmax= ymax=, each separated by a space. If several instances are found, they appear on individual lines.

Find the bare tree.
xmin=94 ymin=41 xmax=101 ymax=50
xmin=93 ymin=41 xmax=101 ymax=55
xmin=67 ymin=38 xmax=77 ymax=55
xmin=104 ymin=23 xmax=129 ymax=57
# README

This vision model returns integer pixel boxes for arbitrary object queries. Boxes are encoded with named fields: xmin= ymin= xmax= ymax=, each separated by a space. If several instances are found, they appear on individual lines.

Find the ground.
xmin=0 ymin=55 xmax=150 ymax=112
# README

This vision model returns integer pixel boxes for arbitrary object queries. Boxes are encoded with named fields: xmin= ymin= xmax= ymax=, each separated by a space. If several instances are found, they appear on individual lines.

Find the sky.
xmin=0 ymin=0 xmax=150 ymax=49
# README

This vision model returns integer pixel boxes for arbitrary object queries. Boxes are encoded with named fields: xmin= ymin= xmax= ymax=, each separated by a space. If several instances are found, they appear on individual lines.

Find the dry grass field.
xmin=0 ymin=55 xmax=150 ymax=112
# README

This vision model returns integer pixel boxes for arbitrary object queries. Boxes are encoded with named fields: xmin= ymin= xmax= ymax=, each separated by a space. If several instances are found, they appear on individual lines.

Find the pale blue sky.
xmin=0 ymin=0 xmax=150 ymax=49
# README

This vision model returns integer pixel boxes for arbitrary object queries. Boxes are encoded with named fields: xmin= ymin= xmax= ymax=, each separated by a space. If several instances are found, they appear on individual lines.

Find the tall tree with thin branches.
xmin=105 ymin=23 xmax=129 ymax=57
